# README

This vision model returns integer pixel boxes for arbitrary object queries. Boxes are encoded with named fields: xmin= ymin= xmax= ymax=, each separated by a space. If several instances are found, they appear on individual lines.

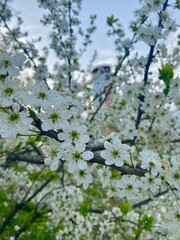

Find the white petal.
xmin=113 ymin=138 xmax=121 ymax=148
xmin=75 ymin=142 xmax=86 ymax=152
xmin=44 ymin=158 xmax=51 ymax=165
xmin=114 ymin=160 xmax=124 ymax=167
xmin=7 ymin=66 xmax=19 ymax=77
xmin=0 ymin=67 xmax=7 ymax=74
xmin=105 ymin=158 xmax=115 ymax=165
xmin=68 ymin=161 xmax=78 ymax=173
xmin=79 ymin=134 xmax=90 ymax=143
xmin=50 ymin=158 xmax=59 ymax=171
xmin=100 ymin=150 xmax=108 ymax=160
xmin=82 ymin=151 xmax=94 ymax=161
xmin=104 ymin=141 xmax=113 ymax=151
xmin=11 ymin=54 xmax=26 ymax=66
xmin=78 ymin=160 xmax=87 ymax=170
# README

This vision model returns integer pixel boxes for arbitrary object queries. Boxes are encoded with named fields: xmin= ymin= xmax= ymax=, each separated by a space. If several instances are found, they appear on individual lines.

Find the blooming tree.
xmin=0 ymin=0 xmax=180 ymax=239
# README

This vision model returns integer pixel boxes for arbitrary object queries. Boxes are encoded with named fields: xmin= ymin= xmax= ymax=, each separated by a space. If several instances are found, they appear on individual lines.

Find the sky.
xmin=9 ymin=0 xmax=180 ymax=70
xmin=9 ymin=0 xmax=141 ymax=68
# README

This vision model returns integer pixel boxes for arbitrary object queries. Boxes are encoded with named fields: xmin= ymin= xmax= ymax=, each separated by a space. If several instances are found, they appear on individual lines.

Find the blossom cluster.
xmin=0 ymin=0 xmax=180 ymax=238
xmin=0 ymin=51 xmax=94 ymax=190
xmin=99 ymin=133 xmax=180 ymax=200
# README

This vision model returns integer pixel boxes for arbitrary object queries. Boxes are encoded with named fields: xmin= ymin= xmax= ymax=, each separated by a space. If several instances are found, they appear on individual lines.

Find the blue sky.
xmin=10 ymin=0 xmax=179 ymax=69
xmin=10 ymin=0 xmax=141 ymax=68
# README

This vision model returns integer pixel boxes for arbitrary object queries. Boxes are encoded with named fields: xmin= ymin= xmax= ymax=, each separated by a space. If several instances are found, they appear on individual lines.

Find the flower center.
xmin=50 ymin=149 xmax=58 ymax=158
xmin=71 ymin=130 xmax=79 ymax=141
xmin=49 ymin=113 xmax=59 ymax=123
xmin=2 ymin=60 xmax=11 ymax=68
xmin=149 ymin=161 xmax=155 ymax=167
xmin=173 ymin=172 xmax=180 ymax=180
xmin=111 ymin=150 xmax=120 ymax=158
xmin=73 ymin=151 xmax=82 ymax=160
xmin=8 ymin=112 xmax=20 ymax=122
xmin=4 ymin=87 xmax=14 ymax=96
xmin=127 ymin=184 xmax=133 ymax=190
xmin=79 ymin=170 xmax=85 ymax=176
xmin=148 ymin=177 xmax=154 ymax=184
xmin=175 ymin=212 xmax=180 ymax=221
xmin=37 ymin=91 xmax=47 ymax=100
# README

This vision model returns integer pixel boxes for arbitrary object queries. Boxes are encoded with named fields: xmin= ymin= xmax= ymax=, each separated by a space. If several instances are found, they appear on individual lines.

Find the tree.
xmin=0 ymin=0 xmax=179 ymax=239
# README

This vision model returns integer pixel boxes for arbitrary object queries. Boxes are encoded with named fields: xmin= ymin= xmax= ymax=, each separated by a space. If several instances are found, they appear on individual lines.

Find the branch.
xmin=13 ymin=211 xmax=41 ymax=239
xmin=89 ymin=13 xmax=149 ymax=123
xmin=90 ymin=154 xmax=146 ymax=176
xmin=67 ymin=0 xmax=73 ymax=90
xmin=85 ymin=189 xmax=170 ymax=215
xmin=132 ymin=188 xmax=169 ymax=208
xmin=7 ymin=153 xmax=44 ymax=165
xmin=0 ymin=11 xmax=37 ymax=68
xmin=131 ymin=0 xmax=169 ymax=144
xmin=0 ymin=177 xmax=52 ymax=234
xmin=90 ymin=84 xmax=113 ymax=122
xmin=26 ymin=178 xmax=52 ymax=202
xmin=171 ymin=139 xmax=180 ymax=143
xmin=33 ymin=118 xmax=59 ymax=140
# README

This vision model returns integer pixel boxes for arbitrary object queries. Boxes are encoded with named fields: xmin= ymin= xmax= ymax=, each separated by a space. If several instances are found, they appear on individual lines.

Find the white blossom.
xmin=0 ymin=104 xmax=32 ymax=139
xmin=141 ymin=173 xmax=161 ymax=193
xmin=58 ymin=121 xmax=90 ymax=146
xmin=73 ymin=168 xmax=93 ymax=189
xmin=139 ymin=149 xmax=162 ymax=175
xmin=0 ymin=77 xmax=22 ymax=106
xmin=118 ymin=175 xmax=141 ymax=199
xmin=0 ymin=53 xmax=26 ymax=76
xmin=63 ymin=143 xmax=94 ymax=173
xmin=39 ymin=105 xmax=72 ymax=131
xmin=165 ymin=204 xmax=180 ymax=230
xmin=100 ymin=137 xmax=131 ymax=166
xmin=41 ymin=139 xmax=64 ymax=171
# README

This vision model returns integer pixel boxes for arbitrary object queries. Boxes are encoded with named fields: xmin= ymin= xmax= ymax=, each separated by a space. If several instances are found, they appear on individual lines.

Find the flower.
xmin=63 ymin=143 xmax=94 ymax=173
xmin=165 ymin=204 xmax=180 ymax=230
xmin=118 ymin=175 xmax=141 ymax=199
xmin=73 ymin=168 xmax=93 ymax=189
xmin=141 ymin=173 xmax=161 ymax=193
xmin=167 ymin=168 xmax=180 ymax=191
xmin=98 ymin=167 xmax=112 ymax=188
xmin=107 ymin=179 xmax=119 ymax=197
xmin=23 ymin=81 xmax=61 ymax=107
xmin=41 ymin=139 xmax=63 ymax=171
xmin=137 ymin=26 xmax=163 ymax=45
xmin=39 ymin=105 xmax=72 ymax=131
xmin=100 ymin=138 xmax=130 ymax=166
xmin=0 ymin=77 xmax=22 ymax=106
xmin=0 ymin=104 xmax=32 ymax=139
xmin=112 ymin=207 xmax=123 ymax=218
xmin=99 ymin=132 xmax=119 ymax=143
xmin=139 ymin=149 xmax=162 ymax=175
xmin=58 ymin=121 xmax=90 ymax=147
xmin=0 ymin=53 xmax=26 ymax=76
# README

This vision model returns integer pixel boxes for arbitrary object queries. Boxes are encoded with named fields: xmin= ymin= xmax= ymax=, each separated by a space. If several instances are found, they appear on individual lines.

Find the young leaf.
xmin=107 ymin=15 xmax=119 ymax=26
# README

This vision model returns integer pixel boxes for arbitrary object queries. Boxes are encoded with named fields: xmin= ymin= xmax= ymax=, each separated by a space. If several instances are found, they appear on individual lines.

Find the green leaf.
xmin=107 ymin=15 xmax=119 ymax=26
xmin=118 ymin=202 xmax=131 ymax=215
xmin=163 ymin=87 xmax=169 ymax=96
xmin=132 ymin=226 xmax=143 ymax=237
xmin=158 ymin=64 xmax=174 ymax=87
xmin=130 ymin=23 xmax=138 ymax=32
xmin=79 ymin=199 xmax=91 ymax=216
xmin=139 ymin=215 xmax=154 ymax=231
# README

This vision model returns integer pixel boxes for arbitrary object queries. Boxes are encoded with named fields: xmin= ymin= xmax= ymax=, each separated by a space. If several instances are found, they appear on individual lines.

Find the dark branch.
xmin=133 ymin=188 xmax=169 ymax=208
xmin=90 ymin=154 xmax=146 ymax=176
